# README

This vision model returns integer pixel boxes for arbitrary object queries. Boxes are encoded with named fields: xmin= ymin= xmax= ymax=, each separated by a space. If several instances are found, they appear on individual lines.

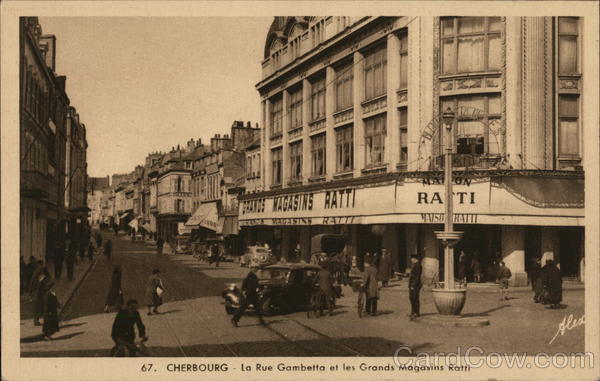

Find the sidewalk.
xmin=20 ymin=253 xmax=95 ymax=322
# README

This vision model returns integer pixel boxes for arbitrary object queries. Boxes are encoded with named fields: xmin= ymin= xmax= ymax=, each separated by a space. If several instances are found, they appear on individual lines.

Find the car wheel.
xmin=261 ymin=297 xmax=275 ymax=317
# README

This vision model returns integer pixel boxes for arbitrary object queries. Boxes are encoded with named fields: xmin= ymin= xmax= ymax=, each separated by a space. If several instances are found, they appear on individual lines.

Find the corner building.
xmin=239 ymin=17 xmax=587 ymax=285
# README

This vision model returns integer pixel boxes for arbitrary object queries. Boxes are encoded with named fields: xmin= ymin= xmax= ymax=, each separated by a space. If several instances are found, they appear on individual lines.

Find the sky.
xmin=39 ymin=17 xmax=271 ymax=177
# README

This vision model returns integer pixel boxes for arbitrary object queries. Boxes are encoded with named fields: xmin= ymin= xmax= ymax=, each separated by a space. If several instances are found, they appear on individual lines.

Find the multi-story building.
xmin=238 ymin=16 xmax=587 ymax=285
xmin=87 ymin=175 xmax=110 ymax=226
xmin=64 ymin=106 xmax=89 ymax=241
xmin=20 ymin=17 xmax=88 ymax=262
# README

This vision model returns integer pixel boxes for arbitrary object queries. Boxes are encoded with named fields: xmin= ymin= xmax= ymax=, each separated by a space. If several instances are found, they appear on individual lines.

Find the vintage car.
xmin=240 ymin=245 xmax=274 ymax=268
xmin=222 ymin=263 xmax=340 ymax=316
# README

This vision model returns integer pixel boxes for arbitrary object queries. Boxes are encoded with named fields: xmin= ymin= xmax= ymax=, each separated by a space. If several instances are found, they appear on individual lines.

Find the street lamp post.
xmin=431 ymin=107 xmax=467 ymax=315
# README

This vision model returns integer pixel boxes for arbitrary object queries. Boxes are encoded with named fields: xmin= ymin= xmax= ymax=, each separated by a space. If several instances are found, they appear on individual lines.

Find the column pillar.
xmin=386 ymin=33 xmax=401 ymax=170
xmin=505 ymin=17 xmax=523 ymax=168
xmin=382 ymin=224 xmax=399 ymax=274
xmin=325 ymin=66 xmax=337 ymax=178
xmin=353 ymin=51 xmax=365 ymax=176
xmin=302 ymin=79 xmax=312 ymax=183
xmin=263 ymin=99 xmax=273 ymax=189
xmin=299 ymin=226 xmax=310 ymax=262
xmin=281 ymin=227 xmax=290 ymax=261
xmin=421 ymin=225 xmax=439 ymax=284
xmin=405 ymin=224 xmax=418 ymax=270
xmin=281 ymin=90 xmax=290 ymax=187
xmin=501 ymin=225 xmax=527 ymax=286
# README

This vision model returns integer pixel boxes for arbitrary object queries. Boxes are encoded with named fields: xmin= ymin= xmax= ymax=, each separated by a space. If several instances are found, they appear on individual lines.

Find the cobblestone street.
xmin=20 ymin=233 xmax=584 ymax=357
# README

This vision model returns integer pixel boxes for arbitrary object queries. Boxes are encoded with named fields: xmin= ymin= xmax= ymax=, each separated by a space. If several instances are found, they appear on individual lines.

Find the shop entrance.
xmin=453 ymin=224 xmax=501 ymax=282
xmin=559 ymin=227 xmax=583 ymax=278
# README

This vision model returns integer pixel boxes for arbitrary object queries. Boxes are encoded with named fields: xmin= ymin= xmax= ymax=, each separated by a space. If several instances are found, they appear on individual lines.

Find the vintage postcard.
xmin=1 ymin=1 xmax=598 ymax=380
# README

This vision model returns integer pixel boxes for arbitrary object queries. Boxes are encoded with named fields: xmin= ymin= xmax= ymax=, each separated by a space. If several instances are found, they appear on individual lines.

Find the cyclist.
xmin=111 ymin=299 xmax=147 ymax=356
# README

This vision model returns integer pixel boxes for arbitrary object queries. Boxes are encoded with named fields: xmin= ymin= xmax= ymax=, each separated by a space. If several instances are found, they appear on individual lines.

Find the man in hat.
xmin=497 ymin=261 xmax=512 ymax=301
xmin=361 ymin=257 xmax=379 ymax=316
xmin=408 ymin=254 xmax=422 ymax=320
xmin=232 ymin=265 xmax=263 ymax=327
xmin=313 ymin=263 xmax=335 ymax=316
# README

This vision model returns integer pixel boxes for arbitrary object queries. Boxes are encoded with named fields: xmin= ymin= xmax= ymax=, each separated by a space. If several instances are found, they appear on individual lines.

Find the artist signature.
xmin=549 ymin=314 xmax=584 ymax=345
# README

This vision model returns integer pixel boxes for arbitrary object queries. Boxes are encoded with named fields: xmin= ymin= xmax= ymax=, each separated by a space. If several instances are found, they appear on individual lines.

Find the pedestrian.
xmin=457 ymin=250 xmax=467 ymax=284
xmin=211 ymin=244 xmax=220 ymax=267
xmin=111 ymin=299 xmax=147 ymax=356
xmin=156 ymin=236 xmax=164 ymax=255
xmin=408 ymin=254 xmax=423 ymax=320
xmin=104 ymin=240 xmax=113 ymax=261
xmin=541 ymin=259 xmax=562 ymax=309
xmin=232 ymin=265 xmax=263 ymax=327
xmin=471 ymin=256 xmax=482 ymax=283
xmin=31 ymin=265 xmax=51 ymax=326
xmin=105 ymin=265 xmax=124 ymax=313
xmin=144 ymin=269 xmax=164 ymax=315
xmin=42 ymin=282 xmax=59 ymax=340
xmin=24 ymin=256 xmax=37 ymax=293
xmin=363 ymin=252 xmax=372 ymax=271
xmin=361 ymin=257 xmax=379 ymax=317
xmin=530 ymin=258 xmax=544 ymax=303
xmin=87 ymin=241 xmax=95 ymax=262
xmin=78 ymin=237 xmax=86 ymax=263
xmin=313 ymin=265 xmax=335 ymax=316
xmin=96 ymin=231 xmax=103 ymax=248
xmin=377 ymin=249 xmax=393 ymax=287
xmin=65 ymin=240 xmax=76 ymax=281
xmin=497 ymin=261 xmax=512 ymax=301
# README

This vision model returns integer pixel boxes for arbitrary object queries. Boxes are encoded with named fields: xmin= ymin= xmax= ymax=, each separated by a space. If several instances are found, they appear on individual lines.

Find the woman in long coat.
xmin=42 ymin=283 xmax=59 ymax=340
xmin=104 ymin=265 xmax=124 ymax=313
xmin=144 ymin=269 xmax=164 ymax=315
xmin=377 ymin=249 xmax=392 ymax=287
xmin=541 ymin=259 xmax=562 ymax=308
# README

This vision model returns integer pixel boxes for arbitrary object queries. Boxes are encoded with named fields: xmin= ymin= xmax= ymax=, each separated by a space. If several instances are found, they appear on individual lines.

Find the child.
xmin=497 ymin=261 xmax=512 ymax=301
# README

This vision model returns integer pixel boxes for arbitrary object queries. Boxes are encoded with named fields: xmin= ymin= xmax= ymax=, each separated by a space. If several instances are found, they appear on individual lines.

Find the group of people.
xmin=529 ymin=258 xmax=563 ymax=309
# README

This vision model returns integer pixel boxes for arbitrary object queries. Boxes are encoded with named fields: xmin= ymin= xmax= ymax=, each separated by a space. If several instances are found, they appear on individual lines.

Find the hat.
xmin=410 ymin=254 xmax=420 ymax=259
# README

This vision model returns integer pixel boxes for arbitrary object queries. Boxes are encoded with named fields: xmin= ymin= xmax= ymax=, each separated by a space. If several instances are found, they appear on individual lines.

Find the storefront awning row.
xmin=185 ymin=202 xmax=220 ymax=231
xmin=238 ymin=174 xmax=585 ymax=228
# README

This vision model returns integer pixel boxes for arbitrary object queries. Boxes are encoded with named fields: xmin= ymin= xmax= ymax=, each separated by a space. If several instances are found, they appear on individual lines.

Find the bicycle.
xmin=110 ymin=337 xmax=149 ymax=357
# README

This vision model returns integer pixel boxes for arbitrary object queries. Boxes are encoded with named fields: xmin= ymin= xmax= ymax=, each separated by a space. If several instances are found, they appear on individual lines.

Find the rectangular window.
xmin=558 ymin=17 xmax=578 ymax=74
xmin=558 ymin=95 xmax=579 ymax=156
xmin=364 ymin=114 xmax=387 ymax=166
xmin=335 ymin=125 xmax=354 ymax=172
xmin=310 ymin=77 xmax=326 ymax=121
xmin=335 ymin=63 xmax=353 ymax=111
xmin=288 ymin=88 xmax=303 ymax=130
xmin=311 ymin=19 xmax=325 ymax=47
xmin=311 ymin=133 xmax=326 ymax=176
xmin=271 ymin=97 xmax=283 ymax=136
xmin=289 ymin=141 xmax=303 ymax=180
xmin=271 ymin=148 xmax=282 ymax=185
xmin=363 ymin=46 xmax=387 ymax=100
xmin=399 ymin=108 xmax=408 ymax=164
xmin=441 ymin=17 xmax=502 ymax=75
xmin=441 ymin=94 xmax=501 ymax=165
xmin=399 ymin=33 xmax=408 ymax=89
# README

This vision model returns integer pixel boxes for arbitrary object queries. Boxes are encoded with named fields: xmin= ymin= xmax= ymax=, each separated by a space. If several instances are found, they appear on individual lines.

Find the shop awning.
xmin=220 ymin=216 xmax=239 ymax=236
xmin=185 ymin=202 xmax=220 ymax=231
xmin=142 ymin=223 xmax=155 ymax=232
xmin=494 ymin=177 xmax=584 ymax=208
xmin=128 ymin=218 xmax=139 ymax=229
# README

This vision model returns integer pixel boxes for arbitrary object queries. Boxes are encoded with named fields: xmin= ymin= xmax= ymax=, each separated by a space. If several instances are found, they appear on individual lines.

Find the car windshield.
xmin=259 ymin=269 xmax=289 ymax=281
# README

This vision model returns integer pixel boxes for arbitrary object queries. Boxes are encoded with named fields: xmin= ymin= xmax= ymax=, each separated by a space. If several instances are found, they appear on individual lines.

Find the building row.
xmin=20 ymin=17 xmax=89 ymax=263
xmin=236 ymin=16 xmax=588 ymax=285
xmin=88 ymin=121 xmax=260 ymax=256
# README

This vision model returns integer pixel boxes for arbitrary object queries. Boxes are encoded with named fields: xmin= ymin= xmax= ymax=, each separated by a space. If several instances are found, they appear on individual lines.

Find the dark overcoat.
xmin=361 ymin=265 xmax=380 ymax=299
xmin=144 ymin=274 xmax=163 ymax=307
xmin=542 ymin=264 xmax=562 ymax=304
xmin=377 ymin=253 xmax=392 ymax=282
xmin=106 ymin=270 xmax=124 ymax=307
xmin=43 ymin=290 xmax=59 ymax=337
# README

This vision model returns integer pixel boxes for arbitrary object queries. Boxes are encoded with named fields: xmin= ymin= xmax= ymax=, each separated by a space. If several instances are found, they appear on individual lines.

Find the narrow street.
xmin=20 ymin=232 xmax=584 ymax=357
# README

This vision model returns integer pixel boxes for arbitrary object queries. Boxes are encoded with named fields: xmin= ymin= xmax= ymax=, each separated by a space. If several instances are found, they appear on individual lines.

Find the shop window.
xmin=335 ymin=125 xmax=354 ymax=172
xmin=365 ymin=114 xmax=386 ymax=166
xmin=399 ymin=108 xmax=408 ymax=164
xmin=335 ymin=62 xmax=353 ymax=111
xmin=270 ymin=96 xmax=283 ymax=137
xmin=363 ymin=45 xmax=387 ymax=100
xmin=310 ymin=76 xmax=326 ymax=121
xmin=271 ymin=148 xmax=282 ymax=185
xmin=289 ymin=141 xmax=303 ymax=181
xmin=441 ymin=17 xmax=502 ymax=75
xmin=399 ymin=33 xmax=408 ymax=89
xmin=311 ymin=133 xmax=326 ymax=176
xmin=288 ymin=87 xmax=303 ymax=130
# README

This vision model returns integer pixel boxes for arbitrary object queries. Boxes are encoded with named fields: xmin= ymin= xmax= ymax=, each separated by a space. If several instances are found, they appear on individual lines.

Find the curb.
xmin=59 ymin=258 xmax=97 ymax=318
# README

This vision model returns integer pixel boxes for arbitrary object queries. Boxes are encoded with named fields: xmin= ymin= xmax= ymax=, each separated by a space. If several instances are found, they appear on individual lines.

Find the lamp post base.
xmin=432 ymin=288 xmax=467 ymax=315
